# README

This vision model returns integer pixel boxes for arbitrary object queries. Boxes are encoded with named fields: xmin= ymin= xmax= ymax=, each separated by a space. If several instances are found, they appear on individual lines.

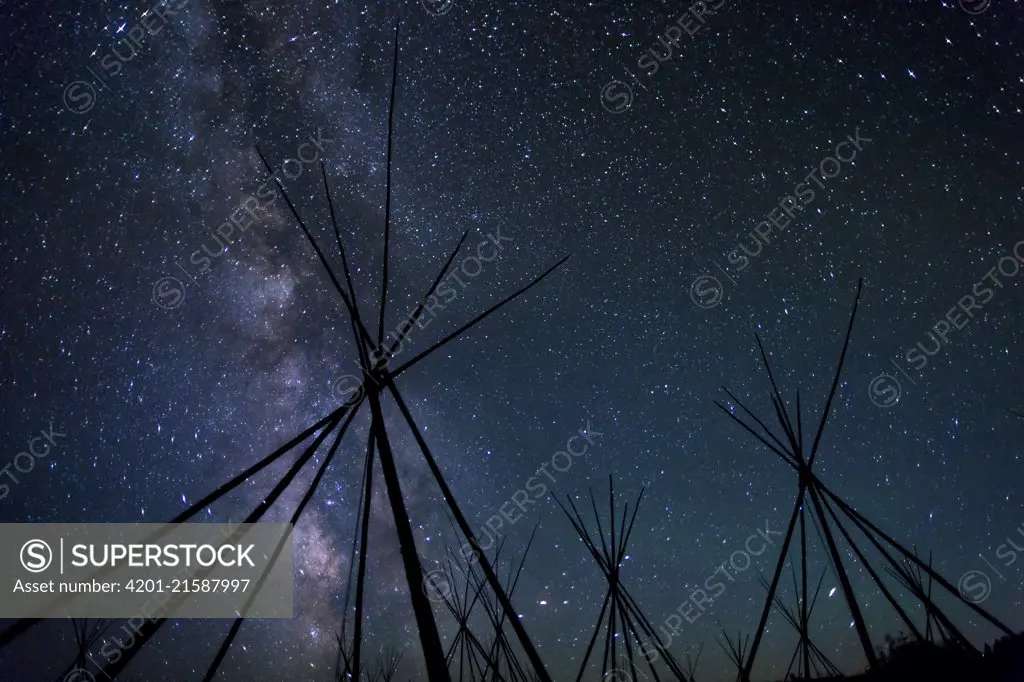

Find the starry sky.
xmin=1 ymin=0 xmax=1023 ymax=680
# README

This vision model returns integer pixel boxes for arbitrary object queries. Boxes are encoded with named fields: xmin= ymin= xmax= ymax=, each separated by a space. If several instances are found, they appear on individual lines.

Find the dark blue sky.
xmin=0 ymin=0 xmax=1022 ymax=680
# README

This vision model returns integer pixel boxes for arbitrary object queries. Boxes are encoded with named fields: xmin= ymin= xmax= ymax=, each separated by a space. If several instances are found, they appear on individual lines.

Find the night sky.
xmin=1 ymin=0 xmax=1023 ymax=680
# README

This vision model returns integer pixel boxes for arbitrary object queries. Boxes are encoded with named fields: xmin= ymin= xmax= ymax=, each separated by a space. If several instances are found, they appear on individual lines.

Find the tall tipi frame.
xmin=0 ymin=23 xmax=566 ymax=682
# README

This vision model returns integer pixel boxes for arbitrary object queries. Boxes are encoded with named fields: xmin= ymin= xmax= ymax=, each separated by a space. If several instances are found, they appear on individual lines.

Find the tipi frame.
xmin=553 ymin=477 xmax=691 ymax=682
xmin=715 ymin=279 xmax=1015 ymax=682
xmin=1 ymin=23 xmax=566 ymax=682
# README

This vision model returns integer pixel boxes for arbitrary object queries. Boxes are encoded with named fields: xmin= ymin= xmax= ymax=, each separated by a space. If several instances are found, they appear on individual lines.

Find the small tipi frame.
xmin=754 ymin=569 xmax=841 ymax=679
xmin=554 ymin=476 xmax=691 ymax=682
xmin=715 ymin=279 xmax=1015 ymax=682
